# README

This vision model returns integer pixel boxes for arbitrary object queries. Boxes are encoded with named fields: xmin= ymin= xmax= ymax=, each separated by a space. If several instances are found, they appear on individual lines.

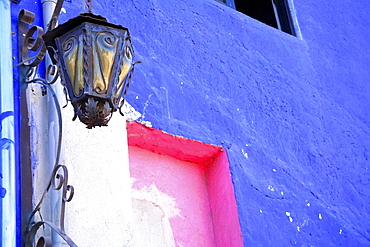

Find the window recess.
xmin=217 ymin=0 xmax=296 ymax=35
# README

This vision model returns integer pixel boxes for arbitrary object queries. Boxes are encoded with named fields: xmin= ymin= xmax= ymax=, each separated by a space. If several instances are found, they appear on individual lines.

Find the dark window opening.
xmin=217 ymin=0 xmax=296 ymax=36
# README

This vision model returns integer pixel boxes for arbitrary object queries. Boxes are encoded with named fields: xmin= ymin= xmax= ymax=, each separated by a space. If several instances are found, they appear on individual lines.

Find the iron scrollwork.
xmin=17 ymin=9 xmax=59 ymax=84
xmin=18 ymin=7 xmax=77 ymax=247
xmin=24 ymin=164 xmax=76 ymax=247
xmin=18 ymin=9 xmax=47 ymax=68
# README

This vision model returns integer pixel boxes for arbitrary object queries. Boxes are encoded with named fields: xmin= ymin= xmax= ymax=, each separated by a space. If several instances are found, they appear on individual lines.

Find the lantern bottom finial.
xmin=75 ymin=97 xmax=113 ymax=129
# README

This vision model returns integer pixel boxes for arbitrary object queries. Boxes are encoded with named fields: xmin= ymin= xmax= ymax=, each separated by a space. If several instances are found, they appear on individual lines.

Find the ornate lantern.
xmin=18 ymin=0 xmax=139 ymax=244
xmin=43 ymin=13 xmax=135 ymax=128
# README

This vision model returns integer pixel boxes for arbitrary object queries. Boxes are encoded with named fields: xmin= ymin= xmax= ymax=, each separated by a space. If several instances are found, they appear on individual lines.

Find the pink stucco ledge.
xmin=127 ymin=121 xmax=243 ymax=247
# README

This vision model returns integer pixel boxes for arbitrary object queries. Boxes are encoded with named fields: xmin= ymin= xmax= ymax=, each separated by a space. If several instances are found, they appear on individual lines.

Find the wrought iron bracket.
xmin=18 ymin=6 xmax=77 ymax=247
xmin=18 ymin=9 xmax=47 ymax=69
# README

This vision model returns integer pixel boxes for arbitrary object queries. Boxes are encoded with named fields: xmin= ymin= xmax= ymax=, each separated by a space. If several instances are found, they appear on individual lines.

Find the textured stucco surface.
xmin=63 ymin=107 xmax=133 ymax=246
xmin=12 ymin=0 xmax=370 ymax=245
xmin=119 ymin=1 xmax=369 ymax=245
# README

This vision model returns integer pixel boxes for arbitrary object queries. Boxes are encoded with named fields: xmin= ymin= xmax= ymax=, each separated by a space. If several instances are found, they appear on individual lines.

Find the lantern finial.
xmin=86 ymin=0 xmax=93 ymax=13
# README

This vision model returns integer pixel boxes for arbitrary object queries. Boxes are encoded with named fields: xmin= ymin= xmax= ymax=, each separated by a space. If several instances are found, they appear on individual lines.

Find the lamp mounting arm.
xmin=47 ymin=0 xmax=66 ymax=31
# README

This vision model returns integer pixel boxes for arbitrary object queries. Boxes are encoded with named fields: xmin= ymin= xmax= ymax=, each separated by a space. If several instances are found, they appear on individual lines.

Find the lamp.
xmin=43 ymin=13 xmax=135 ymax=128
xmin=17 ymin=0 xmax=138 ymax=245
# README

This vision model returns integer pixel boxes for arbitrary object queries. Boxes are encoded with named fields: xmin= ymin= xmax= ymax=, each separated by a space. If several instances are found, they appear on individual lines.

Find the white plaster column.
xmin=62 ymin=105 xmax=133 ymax=246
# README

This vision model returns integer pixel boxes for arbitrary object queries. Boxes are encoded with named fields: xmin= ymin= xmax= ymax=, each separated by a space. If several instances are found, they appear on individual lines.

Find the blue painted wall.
xmin=118 ymin=1 xmax=370 ymax=245
xmin=14 ymin=0 xmax=370 ymax=245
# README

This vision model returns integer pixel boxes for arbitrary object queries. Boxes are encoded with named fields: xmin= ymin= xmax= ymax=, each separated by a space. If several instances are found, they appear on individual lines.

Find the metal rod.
xmin=86 ymin=0 xmax=92 ymax=13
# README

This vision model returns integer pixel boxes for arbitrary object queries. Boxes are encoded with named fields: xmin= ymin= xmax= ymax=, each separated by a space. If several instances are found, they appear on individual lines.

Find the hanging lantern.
xmin=43 ymin=13 xmax=135 ymax=128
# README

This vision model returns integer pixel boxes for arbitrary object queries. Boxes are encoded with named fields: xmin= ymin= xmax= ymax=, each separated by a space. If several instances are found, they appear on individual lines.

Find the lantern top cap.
xmin=43 ymin=12 xmax=129 ymax=42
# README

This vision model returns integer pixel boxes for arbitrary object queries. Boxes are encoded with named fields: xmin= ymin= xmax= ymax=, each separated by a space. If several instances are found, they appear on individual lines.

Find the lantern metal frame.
xmin=17 ymin=0 xmax=138 ymax=245
xmin=43 ymin=12 xmax=136 ymax=128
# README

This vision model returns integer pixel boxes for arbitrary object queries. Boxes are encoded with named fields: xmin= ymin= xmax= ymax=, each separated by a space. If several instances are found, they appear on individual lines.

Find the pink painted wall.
xmin=130 ymin=146 xmax=215 ymax=246
xmin=205 ymin=151 xmax=243 ymax=246
xmin=127 ymin=121 xmax=243 ymax=247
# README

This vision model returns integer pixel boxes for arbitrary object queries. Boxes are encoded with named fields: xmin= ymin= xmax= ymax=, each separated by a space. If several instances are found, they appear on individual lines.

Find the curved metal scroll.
xmin=17 ymin=0 xmax=65 ymax=67
xmin=22 ymin=75 xmax=77 ymax=247
xmin=24 ymin=164 xmax=76 ymax=247
xmin=17 ymin=9 xmax=60 ymax=85
xmin=18 ymin=9 xmax=47 ymax=68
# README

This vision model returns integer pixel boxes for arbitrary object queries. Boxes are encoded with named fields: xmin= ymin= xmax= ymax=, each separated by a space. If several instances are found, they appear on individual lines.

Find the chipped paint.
xmin=241 ymin=148 xmax=248 ymax=158
xmin=285 ymin=212 xmax=293 ymax=222
xmin=121 ymin=101 xmax=142 ymax=121
xmin=131 ymin=179 xmax=182 ymax=219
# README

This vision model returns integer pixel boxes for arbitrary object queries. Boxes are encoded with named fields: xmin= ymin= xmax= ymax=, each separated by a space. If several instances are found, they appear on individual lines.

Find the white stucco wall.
xmin=29 ymin=97 xmax=143 ymax=246
xmin=62 ymin=104 xmax=133 ymax=246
